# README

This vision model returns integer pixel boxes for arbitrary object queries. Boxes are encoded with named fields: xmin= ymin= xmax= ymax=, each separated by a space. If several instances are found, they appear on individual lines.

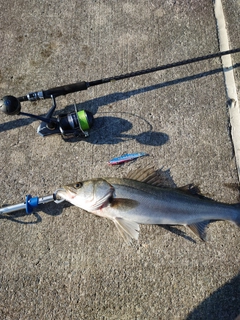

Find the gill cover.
xmin=63 ymin=179 xmax=115 ymax=211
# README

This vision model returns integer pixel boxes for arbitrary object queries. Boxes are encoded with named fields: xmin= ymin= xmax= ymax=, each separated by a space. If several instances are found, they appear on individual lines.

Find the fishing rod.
xmin=0 ymin=48 xmax=239 ymax=139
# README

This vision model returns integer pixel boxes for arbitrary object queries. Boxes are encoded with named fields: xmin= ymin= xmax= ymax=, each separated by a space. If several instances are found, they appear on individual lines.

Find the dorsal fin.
xmin=178 ymin=184 xmax=215 ymax=200
xmin=178 ymin=184 xmax=203 ymax=197
xmin=126 ymin=167 xmax=154 ymax=181
xmin=126 ymin=167 xmax=169 ymax=187
xmin=126 ymin=167 xmax=204 ymax=195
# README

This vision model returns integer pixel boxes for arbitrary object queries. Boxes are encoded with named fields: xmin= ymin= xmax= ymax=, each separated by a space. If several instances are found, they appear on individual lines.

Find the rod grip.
xmin=43 ymin=81 xmax=89 ymax=98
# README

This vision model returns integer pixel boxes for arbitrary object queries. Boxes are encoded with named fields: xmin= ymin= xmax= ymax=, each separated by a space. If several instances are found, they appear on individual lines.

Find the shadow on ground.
xmin=186 ymin=273 xmax=240 ymax=320
xmin=0 ymin=201 xmax=71 ymax=225
xmin=1 ymin=63 xmax=239 ymax=143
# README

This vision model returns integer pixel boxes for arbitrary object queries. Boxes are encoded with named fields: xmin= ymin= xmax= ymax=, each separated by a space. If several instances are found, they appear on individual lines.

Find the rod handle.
xmin=43 ymin=81 xmax=89 ymax=98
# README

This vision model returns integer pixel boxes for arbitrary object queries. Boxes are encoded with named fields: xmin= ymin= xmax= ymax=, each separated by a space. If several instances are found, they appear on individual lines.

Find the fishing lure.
xmin=108 ymin=152 xmax=148 ymax=165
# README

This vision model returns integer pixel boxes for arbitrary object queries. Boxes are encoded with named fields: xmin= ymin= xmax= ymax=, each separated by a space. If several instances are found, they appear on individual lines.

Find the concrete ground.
xmin=0 ymin=0 xmax=239 ymax=319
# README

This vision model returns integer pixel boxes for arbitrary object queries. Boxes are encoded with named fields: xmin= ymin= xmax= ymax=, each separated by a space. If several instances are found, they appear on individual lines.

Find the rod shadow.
xmin=77 ymin=64 xmax=240 ymax=115
xmin=1 ymin=63 xmax=239 ymax=142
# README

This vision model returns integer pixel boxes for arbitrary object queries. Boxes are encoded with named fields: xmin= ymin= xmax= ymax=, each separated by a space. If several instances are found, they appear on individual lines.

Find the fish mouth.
xmin=53 ymin=187 xmax=77 ymax=203
xmin=53 ymin=189 xmax=65 ymax=203
xmin=54 ymin=184 xmax=115 ymax=211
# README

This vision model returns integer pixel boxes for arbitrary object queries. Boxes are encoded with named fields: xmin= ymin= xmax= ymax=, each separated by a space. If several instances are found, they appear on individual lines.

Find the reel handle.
xmin=0 ymin=95 xmax=21 ymax=115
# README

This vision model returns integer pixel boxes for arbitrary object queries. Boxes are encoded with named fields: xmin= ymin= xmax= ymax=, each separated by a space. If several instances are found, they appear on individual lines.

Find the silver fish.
xmin=56 ymin=168 xmax=240 ymax=243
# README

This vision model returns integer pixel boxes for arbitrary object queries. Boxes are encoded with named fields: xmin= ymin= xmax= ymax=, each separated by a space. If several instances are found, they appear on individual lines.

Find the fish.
xmin=55 ymin=167 xmax=240 ymax=243
xmin=108 ymin=152 xmax=148 ymax=165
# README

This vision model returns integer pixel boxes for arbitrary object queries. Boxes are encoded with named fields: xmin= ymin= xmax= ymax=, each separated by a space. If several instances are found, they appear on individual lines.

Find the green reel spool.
xmin=77 ymin=110 xmax=90 ymax=131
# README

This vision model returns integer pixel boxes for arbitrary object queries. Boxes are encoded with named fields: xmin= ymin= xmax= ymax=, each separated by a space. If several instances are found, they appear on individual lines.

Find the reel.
xmin=0 ymin=92 xmax=94 ymax=139
xmin=1 ymin=48 xmax=239 ymax=140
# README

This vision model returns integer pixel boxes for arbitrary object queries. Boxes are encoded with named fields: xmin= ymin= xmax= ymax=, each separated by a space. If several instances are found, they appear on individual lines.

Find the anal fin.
xmin=188 ymin=221 xmax=210 ymax=241
xmin=114 ymin=217 xmax=140 ymax=244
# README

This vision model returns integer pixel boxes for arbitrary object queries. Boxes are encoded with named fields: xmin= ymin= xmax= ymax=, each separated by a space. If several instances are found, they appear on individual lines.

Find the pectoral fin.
xmin=188 ymin=221 xmax=210 ymax=241
xmin=113 ymin=217 xmax=140 ymax=244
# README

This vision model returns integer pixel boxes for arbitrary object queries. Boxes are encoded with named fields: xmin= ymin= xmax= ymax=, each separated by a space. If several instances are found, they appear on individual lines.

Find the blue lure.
xmin=108 ymin=152 xmax=148 ymax=165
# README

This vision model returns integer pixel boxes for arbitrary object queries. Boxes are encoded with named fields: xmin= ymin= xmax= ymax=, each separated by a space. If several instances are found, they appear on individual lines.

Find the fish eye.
xmin=74 ymin=182 xmax=82 ymax=188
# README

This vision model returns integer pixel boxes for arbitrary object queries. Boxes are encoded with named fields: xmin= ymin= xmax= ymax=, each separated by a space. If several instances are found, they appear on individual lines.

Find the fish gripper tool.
xmin=0 ymin=194 xmax=55 ymax=215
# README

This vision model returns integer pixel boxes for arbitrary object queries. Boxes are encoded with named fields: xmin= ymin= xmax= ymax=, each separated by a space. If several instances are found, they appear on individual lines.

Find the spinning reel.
xmin=1 ymin=48 xmax=239 ymax=140
xmin=0 ymin=82 xmax=94 ymax=139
